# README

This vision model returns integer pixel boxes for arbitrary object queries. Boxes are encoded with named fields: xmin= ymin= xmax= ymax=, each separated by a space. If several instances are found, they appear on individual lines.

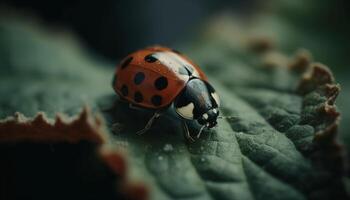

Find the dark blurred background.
xmin=0 ymin=0 xmax=260 ymax=59
xmin=0 ymin=0 xmax=349 ymax=147
xmin=1 ymin=0 xmax=349 ymax=60
xmin=1 ymin=2 xmax=350 ymax=200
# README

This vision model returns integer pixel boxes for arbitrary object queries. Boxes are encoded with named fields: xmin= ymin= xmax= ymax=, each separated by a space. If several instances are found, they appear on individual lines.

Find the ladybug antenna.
xmin=217 ymin=116 xmax=236 ymax=120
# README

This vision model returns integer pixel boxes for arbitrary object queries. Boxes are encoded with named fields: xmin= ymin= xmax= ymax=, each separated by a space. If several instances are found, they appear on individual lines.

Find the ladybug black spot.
xmin=151 ymin=95 xmax=162 ymax=106
xmin=134 ymin=91 xmax=143 ymax=103
xmin=121 ymin=57 xmax=133 ymax=69
xmin=154 ymin=76 xmax=168 ymax=90
xmin=145 ymin=54 xmax=158 ymax=63
xmin=134 ymin=72 xmax=145 ymax=85
xmin=121 ymin=85 xmax=128 ymax=96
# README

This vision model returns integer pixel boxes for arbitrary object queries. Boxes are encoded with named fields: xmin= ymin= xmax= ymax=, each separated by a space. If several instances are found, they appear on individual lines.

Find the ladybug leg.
xmin=196 ymin=125 xmax=206 ymax=139
xmin=136 ymin=111 xmax=162 ymax=135
xmin=183 ymin=121 xmax=195 ymax=142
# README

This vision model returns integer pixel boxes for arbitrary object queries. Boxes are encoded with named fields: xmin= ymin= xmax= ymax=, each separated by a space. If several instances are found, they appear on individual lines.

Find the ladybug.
xmin=112 ymin=46 xmax=220 ymax=141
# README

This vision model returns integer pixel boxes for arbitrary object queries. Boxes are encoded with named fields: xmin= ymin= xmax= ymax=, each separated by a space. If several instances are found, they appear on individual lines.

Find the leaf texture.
xmin=0 ymin=14 xmax=347 ymax=200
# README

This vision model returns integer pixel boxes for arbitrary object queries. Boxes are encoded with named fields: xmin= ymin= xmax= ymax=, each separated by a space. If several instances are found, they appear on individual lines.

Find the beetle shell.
xmin=113 ymin=46 xmax=208 ymax=109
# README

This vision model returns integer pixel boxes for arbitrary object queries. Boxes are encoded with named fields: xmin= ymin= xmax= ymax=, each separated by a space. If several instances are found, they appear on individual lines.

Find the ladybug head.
xmin=197 ymin=108 xmax=219 ymax=128
xmin=174 ymin=78 xmax=220 ymax=129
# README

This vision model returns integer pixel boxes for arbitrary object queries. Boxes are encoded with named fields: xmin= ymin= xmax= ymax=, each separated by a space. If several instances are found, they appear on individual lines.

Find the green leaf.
xmin=0 ymin=18 xmax=146 ymax=200
xmin=102 ymin=37 xmax=346 ymax=200
xmin=0 ymin=15 xmax=347 ymax=200
xmin=0 ymin=18 xmax=112 ymax=118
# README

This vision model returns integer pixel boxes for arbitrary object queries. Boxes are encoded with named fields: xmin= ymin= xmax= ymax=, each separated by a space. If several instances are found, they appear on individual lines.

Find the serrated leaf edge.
xmin=0 ymin=105 xmax=149 ymax=200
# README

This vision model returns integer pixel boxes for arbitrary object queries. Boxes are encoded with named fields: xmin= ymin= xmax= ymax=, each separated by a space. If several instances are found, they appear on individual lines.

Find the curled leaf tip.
xmin=297 ymin=62 xmax=335 ymax=95
xmin=288 ymin=49 xmax=312 ymax=72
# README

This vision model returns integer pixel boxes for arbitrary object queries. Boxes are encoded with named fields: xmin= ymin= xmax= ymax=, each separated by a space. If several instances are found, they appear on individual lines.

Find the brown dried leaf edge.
xmin=0 ymin=48 xmax=345 ymax=200
xmin=255 ymin=43 xmax=344 ymax=176
xmin=294 ymin=54 xmax=345 ymax=176
xmin=0 ymin=106 xmax=148 ymax=200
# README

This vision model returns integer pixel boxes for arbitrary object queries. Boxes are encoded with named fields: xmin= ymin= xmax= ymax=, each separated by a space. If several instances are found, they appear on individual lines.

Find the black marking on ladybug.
xmin=134 ymin=91 xmax=143 ymax=102
xmin=145 ymin=54 xmax=158 ymax=63
xmin=154 ymin=76 xmax=168 ymax=90
xmin=151 ymin=95 xmax=162 ymax=106
xmin=175 ymin=79 xmax=211 ymax=119
xmin=178 ymin=66 xmax=189 ymax=76
xmin=134 ymin=72 xmax=145 ymax=85
xmin=121 ymin=84 xmax=128 ymax=96
xmin=121 ymin=57 xmax=133 ymax=69
xmin=174 ymin=78 xmax=219 ymax=128
xmin=184 ymin=65 xmax=194 ymax=75
xmin=205 ymin=82 xmax=219 ymax=107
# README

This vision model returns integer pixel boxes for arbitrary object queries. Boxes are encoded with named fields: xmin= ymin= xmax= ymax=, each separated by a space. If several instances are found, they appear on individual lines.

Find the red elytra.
xmin=112 ymin=46 xmax=208 ymax=109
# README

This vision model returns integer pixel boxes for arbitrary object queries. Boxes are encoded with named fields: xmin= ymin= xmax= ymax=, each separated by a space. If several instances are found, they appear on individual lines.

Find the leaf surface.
xmin=0 ymin=15 xmax=346 ymax=200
